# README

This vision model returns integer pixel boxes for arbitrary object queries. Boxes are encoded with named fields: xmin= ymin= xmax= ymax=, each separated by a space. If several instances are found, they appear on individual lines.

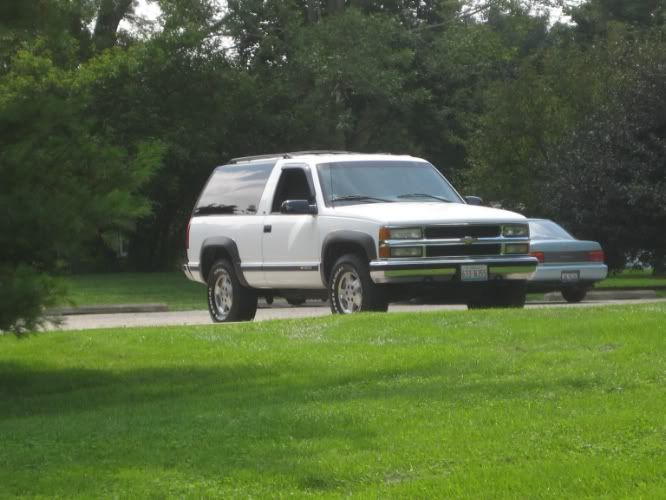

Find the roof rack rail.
xmin=228 ymin=150 xmax=356 ymax=164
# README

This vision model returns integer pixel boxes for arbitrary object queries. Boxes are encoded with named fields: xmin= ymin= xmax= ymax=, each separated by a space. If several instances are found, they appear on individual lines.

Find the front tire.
xmin=561 ymin=286 xmax=587 ymax=303
xmin=329 ymin=254 xmax=388 ymax=314
xmin=207 ymin=259 xmax=257 ymax=322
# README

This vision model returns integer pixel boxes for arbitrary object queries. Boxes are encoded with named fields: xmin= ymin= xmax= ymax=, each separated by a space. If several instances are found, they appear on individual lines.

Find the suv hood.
xmin=329 ymin=202 xmax=527 ymax=225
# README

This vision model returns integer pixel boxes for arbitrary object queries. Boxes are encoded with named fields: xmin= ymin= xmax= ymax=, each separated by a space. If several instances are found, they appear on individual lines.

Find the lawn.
xmin=60 ymin=271 xmax=666 ymax=312
xmin=61 ymin=272 xmax=207 ymax=310
xmin=1 ymin=305 xmax=665 ymax=497
xmin=596 ymin=269 xmax=666 ymax=289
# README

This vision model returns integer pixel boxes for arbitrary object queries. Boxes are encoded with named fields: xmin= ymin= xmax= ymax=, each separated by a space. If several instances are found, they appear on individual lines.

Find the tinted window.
xmin=317 ymin=161 xmax=462 ymax=205
xmin=529 ymin=220 xmax=575 ymax=240
xmin=194 ymin=161 xmax=275 ymax=216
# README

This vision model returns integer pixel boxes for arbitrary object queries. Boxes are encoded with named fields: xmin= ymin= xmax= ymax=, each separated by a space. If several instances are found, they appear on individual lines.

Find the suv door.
xmin=262 ymin=165 xmax=321 ymax=288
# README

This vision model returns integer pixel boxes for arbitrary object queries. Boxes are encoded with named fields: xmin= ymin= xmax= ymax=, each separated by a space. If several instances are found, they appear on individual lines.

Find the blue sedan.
xmin=527 ymin=219 xmax=608 ymax=302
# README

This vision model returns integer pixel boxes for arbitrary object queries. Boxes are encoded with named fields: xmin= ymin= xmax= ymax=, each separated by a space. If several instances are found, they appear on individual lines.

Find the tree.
xmin=0 ymin=4 xmax=163 ymax=332
xmin=543 ymin=31 xmax=666 ymax=272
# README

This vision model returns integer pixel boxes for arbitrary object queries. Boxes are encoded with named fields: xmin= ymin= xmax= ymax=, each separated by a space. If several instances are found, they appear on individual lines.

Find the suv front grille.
xmin=424 ymin=225 xmax=501 ymax=239
xmin=426 ymin=244 xmax=502 ymax=258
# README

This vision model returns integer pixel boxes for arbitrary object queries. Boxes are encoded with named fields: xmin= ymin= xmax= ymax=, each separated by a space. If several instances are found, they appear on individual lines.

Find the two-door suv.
xmin=183 ymin=151 xmax=538 ymax=322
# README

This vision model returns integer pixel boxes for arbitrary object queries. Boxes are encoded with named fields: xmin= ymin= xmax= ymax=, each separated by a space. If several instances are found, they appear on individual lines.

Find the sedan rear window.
xmin=529 ymin=220 xmax=574 ymax=240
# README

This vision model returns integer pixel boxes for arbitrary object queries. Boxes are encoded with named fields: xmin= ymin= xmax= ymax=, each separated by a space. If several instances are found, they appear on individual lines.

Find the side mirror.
xmin=464 ymin=195 xmax=483 ymax=206
xmin=280 ymin=199 xmax=317 ymax=215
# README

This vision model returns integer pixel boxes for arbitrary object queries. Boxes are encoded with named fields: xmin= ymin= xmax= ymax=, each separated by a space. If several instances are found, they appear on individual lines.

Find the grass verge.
xmin=597 ymin=269 xmax=666 ymax=289
xmin=1 ymin=304 xmax=665 ymax=497
xmin=61 ymin=272 xmax=206 ymax=310
xmin=60 ymin=270 xmax=666 ymax=313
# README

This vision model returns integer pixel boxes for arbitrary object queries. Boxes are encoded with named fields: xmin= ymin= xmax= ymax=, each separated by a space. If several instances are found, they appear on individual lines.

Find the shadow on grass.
xmin=0 ymin=359 xmax=603 ymax=493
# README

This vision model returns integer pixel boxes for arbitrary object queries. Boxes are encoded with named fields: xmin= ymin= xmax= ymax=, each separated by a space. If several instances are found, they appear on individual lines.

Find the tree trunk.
xmin=306 ymin=0 xmax=320 ymax=23
xmin=653 ymin=248 xmax=665 ymax=276
xmin=93 ymin=0 xmax=133 ymax=51
xmin=327 ymin=0 xmax=345 ymax=15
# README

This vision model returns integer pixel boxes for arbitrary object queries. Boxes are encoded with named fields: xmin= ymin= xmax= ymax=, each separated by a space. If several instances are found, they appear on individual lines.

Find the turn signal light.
xmin=379 ymin=243 xmax=391 ymax=258
xmin=589 ymin=250 xmax=605 ymax=262
xmin=529 ymin=251 xmax=545 ymax=263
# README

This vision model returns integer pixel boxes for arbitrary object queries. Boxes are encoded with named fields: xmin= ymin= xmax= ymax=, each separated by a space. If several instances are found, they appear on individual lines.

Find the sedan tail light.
xmin=588 ymin=250 xmax=604 ymax=262
xmin=529 ymin=251 xmax=545 ymax=263
xmin=186 ymin=220 xmax=191 ymax=251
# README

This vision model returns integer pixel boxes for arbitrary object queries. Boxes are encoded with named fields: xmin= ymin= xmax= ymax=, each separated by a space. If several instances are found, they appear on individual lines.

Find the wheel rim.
xmin=213 ymin=270 xmax=233 ymax=319
xmin=337 ymin=270 xmax=363 ymax=313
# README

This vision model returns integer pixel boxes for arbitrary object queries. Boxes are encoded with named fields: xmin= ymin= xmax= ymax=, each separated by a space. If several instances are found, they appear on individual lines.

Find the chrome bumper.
xmin=369 ymin=256 xmax=538 ymax=284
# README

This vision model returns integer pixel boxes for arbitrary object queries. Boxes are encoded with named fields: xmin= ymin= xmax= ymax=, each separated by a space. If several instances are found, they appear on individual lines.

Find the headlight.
xmin=380 ymin=227 xmax=422 ymax=240
xmin=390 ymin=247 xmax=423 ymax=258
xmin=502 ymin=224 xmax=529 ymax=238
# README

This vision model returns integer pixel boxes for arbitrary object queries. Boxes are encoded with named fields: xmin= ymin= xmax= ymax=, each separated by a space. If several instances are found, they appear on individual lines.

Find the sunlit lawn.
xmin=62 ymin=272 xmax=206 ymax=310
xmin=1 ymin=304 xmax=664 ymax=497
xmin=596 ymin=269 xmax=666 ymax=289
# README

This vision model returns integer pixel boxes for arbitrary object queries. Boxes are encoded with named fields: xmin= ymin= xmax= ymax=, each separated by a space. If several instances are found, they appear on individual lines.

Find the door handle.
xmin=263 ymin=225 xmax=272 ymax=233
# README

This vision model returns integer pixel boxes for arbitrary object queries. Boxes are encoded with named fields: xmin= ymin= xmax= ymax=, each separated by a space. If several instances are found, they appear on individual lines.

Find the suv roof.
xmin=228 ymin=151 xmax=354 ymax=164
xmin=228 ymin=151 xmax=422 ymax=165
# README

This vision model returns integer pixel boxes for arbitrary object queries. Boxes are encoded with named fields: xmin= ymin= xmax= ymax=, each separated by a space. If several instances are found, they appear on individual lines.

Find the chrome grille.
xmin=426 ymin=244 xmax=502 ymax=258
xmin=424 ymin=225 xmax=501 ymax=239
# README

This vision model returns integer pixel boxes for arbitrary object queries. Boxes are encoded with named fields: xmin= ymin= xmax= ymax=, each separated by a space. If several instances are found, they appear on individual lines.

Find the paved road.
xmin=55 ymin=298 xmax=666 ymax=331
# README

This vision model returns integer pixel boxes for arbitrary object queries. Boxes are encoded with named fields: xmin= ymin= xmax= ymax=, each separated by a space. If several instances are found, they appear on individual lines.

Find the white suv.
xmin=184 ymin=152 xmax=537 ymax=322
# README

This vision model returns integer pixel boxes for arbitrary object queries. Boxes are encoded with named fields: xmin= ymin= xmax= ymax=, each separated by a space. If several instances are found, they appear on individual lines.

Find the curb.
xmin=543 ymin=290 xmax=657 ymax=302
xmin=49 ymin=304 xmax=169 ymax=315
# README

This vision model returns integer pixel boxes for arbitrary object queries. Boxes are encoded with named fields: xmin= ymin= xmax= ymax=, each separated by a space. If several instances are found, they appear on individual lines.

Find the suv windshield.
xmin=317 ymin=161 xmax=463 ymax=206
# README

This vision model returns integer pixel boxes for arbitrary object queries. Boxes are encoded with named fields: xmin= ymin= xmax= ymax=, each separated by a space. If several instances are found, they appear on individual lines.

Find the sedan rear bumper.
xmin=369 ymin=256 xmax=538 ymax=284
xmin=529 ymin=263 xmax=608 ymax=284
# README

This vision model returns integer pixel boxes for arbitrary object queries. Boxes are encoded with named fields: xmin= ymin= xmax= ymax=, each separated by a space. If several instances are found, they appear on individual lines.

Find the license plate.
xmin=561 ymin=271 xmax=580 ymax=282
xmin=461 ymin=265 xmax=488 ymax=282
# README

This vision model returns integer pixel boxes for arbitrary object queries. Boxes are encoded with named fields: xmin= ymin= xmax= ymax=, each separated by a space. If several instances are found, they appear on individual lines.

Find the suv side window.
xmin=193 ymin=161 xmax=275 ymax=216
xmin=271 ymin=168 xmax=315 ymax=213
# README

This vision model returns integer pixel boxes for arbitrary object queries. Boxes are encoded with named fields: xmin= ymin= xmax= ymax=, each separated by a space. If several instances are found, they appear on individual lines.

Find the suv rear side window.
xmin=194 ymin=161 xmax=275 ymax=216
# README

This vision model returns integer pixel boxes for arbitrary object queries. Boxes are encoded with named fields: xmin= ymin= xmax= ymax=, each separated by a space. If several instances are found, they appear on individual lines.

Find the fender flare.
xmin=200 ymin=237 xmax=250 ymax=288
xmin=320 ymin=231 xmax=378 ymax=286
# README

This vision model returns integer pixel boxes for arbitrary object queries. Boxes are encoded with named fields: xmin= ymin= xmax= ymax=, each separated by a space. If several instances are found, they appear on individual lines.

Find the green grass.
xmin=597 ymin=269 xmax=666 ymax=289
xmin=59 ymin=270 xmax=666 ymax=313
xmin=1 ymin=305 xmax=665 ymax=497
xmin=61 ymin=272 xmax=207 ymax=310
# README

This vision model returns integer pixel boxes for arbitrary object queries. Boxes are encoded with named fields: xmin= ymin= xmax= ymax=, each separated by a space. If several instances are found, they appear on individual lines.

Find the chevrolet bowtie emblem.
xmin=462 ymin=236 xmax=476 ymax=245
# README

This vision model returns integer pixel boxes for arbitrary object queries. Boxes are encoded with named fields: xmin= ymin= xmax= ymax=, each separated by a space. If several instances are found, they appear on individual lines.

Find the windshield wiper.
xmin=331 ymin=195 xmax=393 ymax=204
xmin=397 ymin=193 xmax=452 ymax=203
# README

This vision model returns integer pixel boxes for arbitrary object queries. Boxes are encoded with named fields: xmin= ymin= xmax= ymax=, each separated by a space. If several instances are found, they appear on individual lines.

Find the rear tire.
xmin=207 ymin=259 xmax=257 ymax=322
xmin=329 ymin=254 xmax=388 ymax=314
xmin=561 ymin=286 xmax=587 ymax=303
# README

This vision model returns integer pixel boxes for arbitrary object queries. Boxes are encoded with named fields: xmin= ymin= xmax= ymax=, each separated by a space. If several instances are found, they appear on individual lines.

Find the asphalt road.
xmin=55 ymin=298 xmax=666 ymax=331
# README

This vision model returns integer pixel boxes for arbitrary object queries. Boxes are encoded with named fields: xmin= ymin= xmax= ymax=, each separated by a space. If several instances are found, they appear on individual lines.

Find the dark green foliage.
xmin=0 ymin=10 xmax=163 ymax=332
xmin=543 ymin=36 xmax=666 ymax=271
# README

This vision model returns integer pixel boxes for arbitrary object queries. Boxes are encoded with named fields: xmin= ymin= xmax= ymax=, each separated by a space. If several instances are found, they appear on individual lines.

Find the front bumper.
xmin=369 ymin=256 xmax=538 ymax=284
